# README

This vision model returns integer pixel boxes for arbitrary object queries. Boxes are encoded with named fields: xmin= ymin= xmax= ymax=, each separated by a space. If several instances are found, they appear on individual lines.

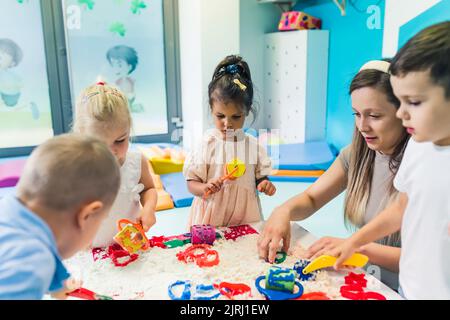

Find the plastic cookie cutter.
xmin=68 ymin=288 xmax=113 ymax=300
xmin=192 ymin=284 xmax=221 ymax=300
xmin=274 ymin=251 xmax=287 ymax=264
xmin=214 ymin=282 xmax=252 ymax=300
xmin=113 ymin=219 xmax=150 ymax=254
xmin=340 ymin=272 xmax=386 ymax=300
xmin=191 ymin=224 xmax=216 ymax=245
xmin=345 ymin=272 xmax=367 ymax=287
xmin=340 ymin=284 xmax=386 ymax=300
xmin=203 ymin=158 xmax=246 ymax=198
xmin=255 ymin=266 xmax=304 ymax=300
xmin=168 ymin=280 xmax=192 ymax=300
xmin=296 ymin=291 xmax=330 ymax=300
xmin=301 ymin=253 xmax=369 ymax=275
xmin=176 ymin=244 xmax=220 ymax=267
xmin=168 ymin=281 xmax=220 ymax=300
xmin=163 ymin=238 xmax=191 ymax=248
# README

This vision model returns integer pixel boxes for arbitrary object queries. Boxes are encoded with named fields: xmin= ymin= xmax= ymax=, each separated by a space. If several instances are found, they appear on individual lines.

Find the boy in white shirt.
xmin=328 ymin=21 xmax=450 ymax=299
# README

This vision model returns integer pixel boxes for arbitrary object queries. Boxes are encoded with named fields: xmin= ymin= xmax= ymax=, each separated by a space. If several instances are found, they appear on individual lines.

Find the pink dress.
xmin=183 ymin=129 xmax=272 ymax=227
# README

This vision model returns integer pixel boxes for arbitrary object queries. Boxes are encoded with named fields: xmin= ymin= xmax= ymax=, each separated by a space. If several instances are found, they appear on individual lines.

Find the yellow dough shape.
xmin=302 ymin=253 xmax=369 ymax=274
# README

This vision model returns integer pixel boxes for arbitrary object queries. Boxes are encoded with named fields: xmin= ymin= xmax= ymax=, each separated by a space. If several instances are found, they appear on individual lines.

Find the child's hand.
xmin=137 ymin=210 xmax=156 ymax=232
xmin=204 ymin=178 xmax=223 ymax=195
xmin=306 ymin=237 xmax=345 ymax=260
xmin=51 ymin=278 xmax=83 ymax=300
xmin=327 ymin=239 xmax=359 ymax=271
xmin=257 ymin=180 xmax=276 ymax=196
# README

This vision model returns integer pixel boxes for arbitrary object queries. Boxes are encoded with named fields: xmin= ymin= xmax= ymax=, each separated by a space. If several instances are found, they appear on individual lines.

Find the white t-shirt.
xmin=92 ymin=151 xmax=144 ymax=248
xmin=394 ymin=139 xmax=450 ymax=299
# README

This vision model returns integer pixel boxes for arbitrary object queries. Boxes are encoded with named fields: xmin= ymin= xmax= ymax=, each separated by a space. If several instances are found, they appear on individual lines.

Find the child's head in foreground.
xmin=72 ymin=82 xmax=132 ymax=164
xmin=389 ymin=21 xmax=450 ymax=146
xmin=16 ymin=134 xmax=120 ymax=259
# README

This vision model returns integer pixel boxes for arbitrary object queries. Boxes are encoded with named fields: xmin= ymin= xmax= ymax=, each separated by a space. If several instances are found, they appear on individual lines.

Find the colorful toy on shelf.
xmin=278 ymin=11 xmax=322 ymax=31
xmin=301 ymin=253 xmax=369 ymax=275
xmin=191 ymin=224 xmax=216 ymax=245
xmin=255 ymin=266 xmax=304 ymax=300
xmin=113 ymin=219 xmax=150 ymax=254
xmin=68 ymin=287 xmax=113 ymax=300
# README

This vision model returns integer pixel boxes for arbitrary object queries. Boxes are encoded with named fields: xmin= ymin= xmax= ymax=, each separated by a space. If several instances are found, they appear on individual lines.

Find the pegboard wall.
xmin=263 ymin=30 xmax=329 ymax=143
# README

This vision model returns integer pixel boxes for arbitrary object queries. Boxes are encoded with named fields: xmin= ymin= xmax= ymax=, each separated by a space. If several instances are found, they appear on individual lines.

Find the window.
xmin=0 ymin=0 xmax=53 ymax=151
xmin=0 ymin=0 xmax=181 ymax=157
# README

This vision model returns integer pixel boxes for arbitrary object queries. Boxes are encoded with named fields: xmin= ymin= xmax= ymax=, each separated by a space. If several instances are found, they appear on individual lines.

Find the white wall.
xmin=383 ymin=0 xmax=441 ymax=57
xmin=240 ymin=0 xmax=280 ymax=129
xmin=179 ymin=0 xmax=240 ymax=151
xmin=178 ymin=0 xmax=203 ymax=150
xmin=179 ymin=0 xmax=280 ymax=149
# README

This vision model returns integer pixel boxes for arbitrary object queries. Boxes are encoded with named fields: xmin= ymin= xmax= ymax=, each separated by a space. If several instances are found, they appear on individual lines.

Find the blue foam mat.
xmin=267 ymin=141 xmax=335 ymax=170
xmin=160 ymin=172 xmax=193 ymax=208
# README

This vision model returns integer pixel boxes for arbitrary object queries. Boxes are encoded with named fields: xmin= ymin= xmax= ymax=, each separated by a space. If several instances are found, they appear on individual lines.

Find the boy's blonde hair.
xmin=72 ymin=83 xmax=131 ymax=134
xmin=17 ymin=134 xmax=121 ymax=212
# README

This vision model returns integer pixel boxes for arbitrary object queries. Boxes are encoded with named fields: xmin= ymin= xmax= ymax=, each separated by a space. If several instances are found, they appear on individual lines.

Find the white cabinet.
xmin=263 ymin=30 xmax=329 ymax=143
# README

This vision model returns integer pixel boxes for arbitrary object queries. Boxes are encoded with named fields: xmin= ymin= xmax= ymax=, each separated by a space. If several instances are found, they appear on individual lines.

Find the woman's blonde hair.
xmin=344 ymin=67 xmax=409 ymax=246
xmin=72 ymin=82 xmax=131 ymax=134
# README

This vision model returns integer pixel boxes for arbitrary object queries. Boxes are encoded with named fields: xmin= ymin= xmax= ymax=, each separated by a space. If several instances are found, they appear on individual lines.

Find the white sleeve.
xmin=393 ymin=139 xmax=415 ymax=192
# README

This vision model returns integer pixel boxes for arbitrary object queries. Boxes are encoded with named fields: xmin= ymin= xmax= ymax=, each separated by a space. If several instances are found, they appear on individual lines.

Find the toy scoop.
xmin=203 ymin=158 xmax=246 ymax=198
xmin=225 ymin=158 xmax=246 ymax=180
xmin=113 ymin=219 xmax=150 ymax=254
xmin=302 ymin=253 xmax=369 ymax=275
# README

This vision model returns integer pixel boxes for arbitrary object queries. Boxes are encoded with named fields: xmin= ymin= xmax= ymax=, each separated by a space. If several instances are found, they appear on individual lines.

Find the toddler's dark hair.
xmin=208 ymin=55 xmax=256 ymax=119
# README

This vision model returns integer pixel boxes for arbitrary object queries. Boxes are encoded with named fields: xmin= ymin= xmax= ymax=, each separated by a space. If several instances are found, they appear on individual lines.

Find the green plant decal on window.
xmin=131 ymin=0 xmax=147 ymax=14
xmin=109 ymin=22 xmax=126 ymax=37
xmin=78 ymin=0 xmax=95 ymax=10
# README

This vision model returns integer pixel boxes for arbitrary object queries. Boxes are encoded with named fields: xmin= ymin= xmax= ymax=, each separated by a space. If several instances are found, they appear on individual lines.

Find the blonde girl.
xmin=73 ymin=82 xmax=157 ymax=247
